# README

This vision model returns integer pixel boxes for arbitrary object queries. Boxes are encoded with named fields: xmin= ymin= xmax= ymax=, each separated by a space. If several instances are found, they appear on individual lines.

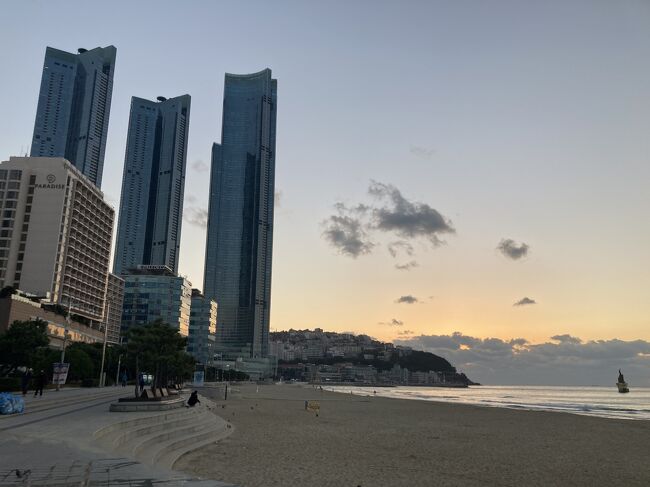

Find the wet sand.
xmin=176 ymin=383 xmax=650 ymax=487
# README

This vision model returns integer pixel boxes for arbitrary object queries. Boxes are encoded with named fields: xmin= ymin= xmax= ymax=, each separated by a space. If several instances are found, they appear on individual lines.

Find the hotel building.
xmin=0 ymin=157 xmax=114 ymax=324
xmin=188 ymin=289 xmax=217 ymax=366
xmin=103 ymin=273 xmax=124 ymax=344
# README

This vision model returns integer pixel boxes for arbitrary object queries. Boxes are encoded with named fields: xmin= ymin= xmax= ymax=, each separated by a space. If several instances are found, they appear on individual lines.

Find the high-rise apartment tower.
xmin=113 ymin=95 xmax=190 ymax=276
xmin=30 ymin=46 xmax=116 ymax=188
xmin=203 ymin=69 xmax=277 ymax=358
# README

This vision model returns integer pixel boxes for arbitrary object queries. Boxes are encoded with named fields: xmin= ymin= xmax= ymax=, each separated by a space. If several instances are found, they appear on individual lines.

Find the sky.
xmin=1 ymin=1 xmax=649 ymax=384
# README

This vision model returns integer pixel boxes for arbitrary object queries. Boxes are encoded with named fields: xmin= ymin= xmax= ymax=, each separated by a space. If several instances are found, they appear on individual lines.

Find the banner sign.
xmin=193 ymin=371 xmax=205 ymax=387
xmin=304 ymin=400 xmax=320 ymax=413
xmin=52 ymin=362 xmax=70 ymax=385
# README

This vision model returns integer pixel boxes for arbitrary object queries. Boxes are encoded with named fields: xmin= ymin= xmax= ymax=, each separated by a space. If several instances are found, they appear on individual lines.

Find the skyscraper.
xmin=203 ymin=69 xmax=277 ymax=358
xmin=30 ymin=46 xmax=116 ymax=188
xmin=113 ymin=95 xmax=190 ymax=276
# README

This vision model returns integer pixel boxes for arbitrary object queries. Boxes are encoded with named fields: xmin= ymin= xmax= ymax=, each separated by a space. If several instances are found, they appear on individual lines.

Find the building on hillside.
xmin=0 ymin=157 xmax=113 ymax=325
xmin=188 ymin=289 xmax=217 ymax=366
xmin=103 ymin=273 xmax=124 ymax=344
xmin=203 ymin=69 xmax=277 ymax=359
xmin=31 ymin=46 xmax=117 ymax=188
xmin=113 ymin=95 xmax=190 ymax=276
xmin=120 ymin=265 xmax=191 ymax=337
xmin=0 ymin=291 xmax=104 ymax=348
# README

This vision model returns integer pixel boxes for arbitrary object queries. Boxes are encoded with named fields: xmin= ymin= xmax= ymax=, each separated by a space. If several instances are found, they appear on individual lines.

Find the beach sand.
xmin=176 ymin=383 xmax=650 ymax=486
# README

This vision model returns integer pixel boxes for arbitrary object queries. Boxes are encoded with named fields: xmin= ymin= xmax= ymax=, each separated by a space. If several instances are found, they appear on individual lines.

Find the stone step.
xmin=110 ymin=408 xmax=206 ymax=450
xmin=130 ymin=409 xmax=216 ymax=457
xmin=93 ymin=405 xmax=198 ymax=443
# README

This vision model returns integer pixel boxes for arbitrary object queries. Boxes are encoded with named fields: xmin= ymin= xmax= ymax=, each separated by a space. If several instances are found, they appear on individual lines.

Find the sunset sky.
xmin=1 ymin=1 xmax=649 ymax=383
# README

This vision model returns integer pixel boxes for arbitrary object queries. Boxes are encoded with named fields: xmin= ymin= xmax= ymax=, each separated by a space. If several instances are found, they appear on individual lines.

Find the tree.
xmin=0 ymin=320 xmax=50 ymax=376
xmin=126 ymin=320 xmax=194 ymax=397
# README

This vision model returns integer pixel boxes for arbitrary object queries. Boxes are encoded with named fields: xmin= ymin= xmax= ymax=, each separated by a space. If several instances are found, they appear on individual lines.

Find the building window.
xmin=9 ymin=170 xmax=21 ymax=180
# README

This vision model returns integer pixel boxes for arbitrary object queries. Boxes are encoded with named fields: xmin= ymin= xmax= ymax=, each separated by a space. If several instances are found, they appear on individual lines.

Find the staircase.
xmin=94 ymin=395 xmax=233 ymax=470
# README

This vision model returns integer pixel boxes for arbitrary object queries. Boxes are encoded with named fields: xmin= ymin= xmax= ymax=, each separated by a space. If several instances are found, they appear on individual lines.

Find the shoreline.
xmin=176 ymin=383 xmax=650 ymax=486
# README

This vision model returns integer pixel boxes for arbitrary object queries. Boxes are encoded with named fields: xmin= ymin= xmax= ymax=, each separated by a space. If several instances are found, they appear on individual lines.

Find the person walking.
xmin=138 ymin=374 xmax=145 ymax=394
xmin=121 ymin=371 xmax=128 ymax=387
xmin=21 ymin=369 xmax=32 ymax=396
xmin=34 ymin=370 xmax=47 ymax=397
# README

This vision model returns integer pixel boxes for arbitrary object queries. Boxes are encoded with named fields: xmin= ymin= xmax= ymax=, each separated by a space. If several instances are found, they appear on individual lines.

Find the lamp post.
xmin=99 ymin=320 xmax=109 ymax=387
xmin=56 ymin=302 xmax=72 ymax=392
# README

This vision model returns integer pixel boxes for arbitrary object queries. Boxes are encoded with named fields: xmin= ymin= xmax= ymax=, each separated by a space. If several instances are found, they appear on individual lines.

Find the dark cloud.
xmin=387 ymin=241 xmax=414 ymax=258
xmin=551 ymin=334 xmax=582 ymax=344
xmin=191 ymin=159 xmax=210 ymax=173
xmin=396 ymin=295 xmax=418 ymax=304
xmin=497 ymin=239 xmax=530 ymax=260
xmin=368 ymin=181 xmax=455 ymax=246
xmin=322 ymin=203 xmax=373 ymax=258
xmin=395 ymin=332 xmax=650 ymax=386
xmin=398 ymin=330 xmax=414 ymax=336
xmin=184 ymin=207 xmax=208 ymax=227
xmin=513 ymin=297 xmax=536 ymax=306
xmin=409 ymin=145 xmax=436 ymax=160
xmin=379 ymin=318 xmax=404 ymax=326
xmin=395 ymin=260 xmax=419 ymax=271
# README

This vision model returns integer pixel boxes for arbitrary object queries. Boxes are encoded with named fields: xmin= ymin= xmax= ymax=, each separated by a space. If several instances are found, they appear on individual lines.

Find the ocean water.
xmin=324 ymin=385 xmax=650 ymax=420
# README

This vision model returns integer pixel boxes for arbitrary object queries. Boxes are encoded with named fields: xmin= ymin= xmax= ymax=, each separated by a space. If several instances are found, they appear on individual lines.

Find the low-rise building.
xmin=121 ymin=265 xmax=191 ymax=337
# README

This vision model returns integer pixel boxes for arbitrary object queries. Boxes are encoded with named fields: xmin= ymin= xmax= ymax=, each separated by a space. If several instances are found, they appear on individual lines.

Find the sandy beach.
xmin=175 ymin=383 xmax=650 ymax=486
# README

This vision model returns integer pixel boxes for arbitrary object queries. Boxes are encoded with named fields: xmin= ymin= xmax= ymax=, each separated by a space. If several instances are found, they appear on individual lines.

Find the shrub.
xmin=0 ymin=377 xmax=21 ymax=392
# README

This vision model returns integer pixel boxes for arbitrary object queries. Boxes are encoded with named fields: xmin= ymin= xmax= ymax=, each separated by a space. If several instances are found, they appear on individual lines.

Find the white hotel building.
xmin=0 ymin=157 xmax=114 ymax=323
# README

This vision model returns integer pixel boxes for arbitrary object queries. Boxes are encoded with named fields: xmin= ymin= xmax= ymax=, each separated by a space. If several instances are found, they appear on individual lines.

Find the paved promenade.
xmin=0 ymin=387 xmax=234 ymax=486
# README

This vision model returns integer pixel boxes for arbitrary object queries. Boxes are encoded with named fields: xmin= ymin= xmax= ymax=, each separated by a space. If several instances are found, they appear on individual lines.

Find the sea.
xmin=323 ymin=385 xmax=650 ymax=421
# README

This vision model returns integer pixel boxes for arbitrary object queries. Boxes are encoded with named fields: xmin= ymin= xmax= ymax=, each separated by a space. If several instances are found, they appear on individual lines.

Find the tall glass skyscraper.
xmin=113 ymin=95 xmax=191 ymax=276
xmin=203 ymin=69 xmax=277 ymax=358
xmin=30 ymin=46 xmax=116 ymax=188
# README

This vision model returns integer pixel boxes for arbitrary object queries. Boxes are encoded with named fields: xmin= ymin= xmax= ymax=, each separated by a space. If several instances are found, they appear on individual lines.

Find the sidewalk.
xmin=0 ymin=387 xmax=235 ymax=486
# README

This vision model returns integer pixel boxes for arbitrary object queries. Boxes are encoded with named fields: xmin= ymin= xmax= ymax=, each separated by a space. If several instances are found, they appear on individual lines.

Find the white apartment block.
xmin=0 ymin=157 xmax=114 ymax=323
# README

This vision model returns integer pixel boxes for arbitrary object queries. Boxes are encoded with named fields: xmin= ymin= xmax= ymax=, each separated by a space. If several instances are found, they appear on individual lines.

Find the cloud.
xmin=395 ymin=260 xmax=419 ymax=271
xmin=409 ymin=145 xmax=435 ymax=160
xmin=396 ymin=295 xmax=418 ymax=304
xmin=379 ymin=318 xmax=404 ymax=326
xmin=397 ymin=330 xmax=414 ymax=336
xmin=497 ymin=239 xmax=530 ymax=260
xmin=184 ymin=207 xmax=208 ymax=227
xmin=322 ymin=203 xmax=373 ymax=258
xmin=191 ymin=159 xmax=210 ymax=172
xmin=395 ymin=332 xmax=650 ymax=386
xmin=368 ymin=181 xmax=455 ymax=246
xmin=387 ymin=241 xmax=414 ymax=258
xmin=322 ymin=181 xmax=453 ymax=262
xmin=513 ymin=297 xmax=536 ymax=306
xmin=551 ymin=334 xmax=582 ymax=344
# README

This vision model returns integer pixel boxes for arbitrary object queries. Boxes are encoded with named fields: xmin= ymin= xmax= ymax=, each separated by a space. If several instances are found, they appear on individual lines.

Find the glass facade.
xmin=121 ymin=271 xmax=191 ymax=337
xmin=30 ymin=46 xmax=116 ymax=188
xmin=188 ymin=289 xmax=217 ymax=365
xmin=113 ymin=95 xmax=190 ymax=276
xmin=203 ymin=69 xmax=277 ymax=358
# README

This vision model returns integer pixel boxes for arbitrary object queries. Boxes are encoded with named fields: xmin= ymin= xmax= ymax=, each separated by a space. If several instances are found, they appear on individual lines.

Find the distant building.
xmin=113 ymin=95 xmax=191 ymax=276
xmin=203 ymin=69 xmax=277 ymax=359
xmin=188 ymin=289 xmax=217 ymax=366
xmin=0 ymin=157 xmax=114 ymax=324
xmin=103 ymin=273 xmax=124 ymax=344
xmin=121 ymin=265 xmax=191 ymax=337
xmin=31 ymin=46 xmax=117 ymax=188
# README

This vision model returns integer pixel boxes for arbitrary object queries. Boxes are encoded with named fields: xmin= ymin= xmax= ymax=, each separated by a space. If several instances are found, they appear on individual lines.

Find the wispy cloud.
xmin=396 ymin=295 xmax=418 ymax=304
xmin=379 ymin=318 xmax=404 ymax=326
xmin=513 ymin=297 xmax=536 ymax=306
xmin=395 ymin=260 xmax=419 ymax=271
xmin=191 ymin=159 xmax=210 ymax=172
xmin=322 ymin=203 xmax=373 ymax=258
xmin=387 ymin=241 xmax=414 ymax=258
xmin=184 ymin=207 xmax=208 ymax=227
xmin=397 ymin=330 xmax=414 ymax=336
xmin=497 ymin=238 xmax=530 ymax=260
xmin=409 ymin=145 xmax=435 ymax=161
